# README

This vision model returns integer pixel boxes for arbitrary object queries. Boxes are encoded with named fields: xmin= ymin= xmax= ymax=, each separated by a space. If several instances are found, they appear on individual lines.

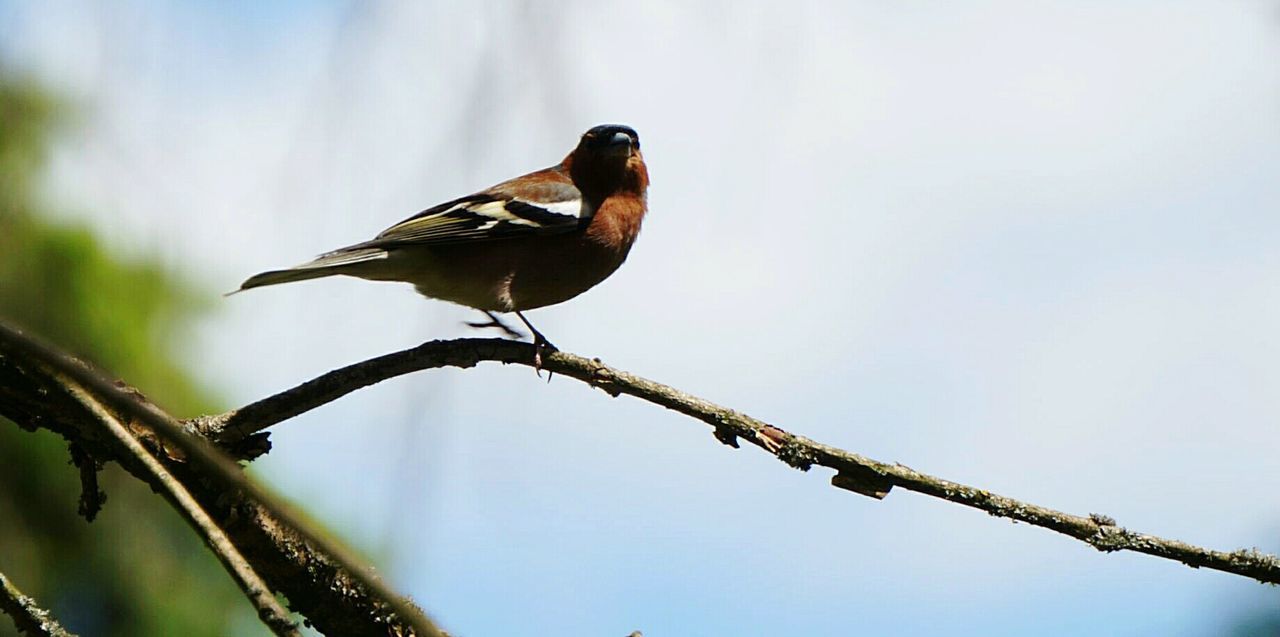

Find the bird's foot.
xmin=529 ymin=330 xmax=560 ymax=381
xmin=464 ymin=311 xmax=524 ymax=339
xmin=514 ymin=311 xmax=558 ymax=379
xmin=531 ymin=332 xmax=559 ymax=378
xmin=509 ymin=312 xmax=560 ymax=378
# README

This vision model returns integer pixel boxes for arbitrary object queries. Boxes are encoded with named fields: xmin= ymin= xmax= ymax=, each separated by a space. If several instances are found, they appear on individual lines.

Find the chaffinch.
xmin=237 ymin=124 xmax=649 ymax=368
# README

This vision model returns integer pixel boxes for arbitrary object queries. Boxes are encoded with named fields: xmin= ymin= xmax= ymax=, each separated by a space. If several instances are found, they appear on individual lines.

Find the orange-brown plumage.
xmin=237 ymin=125 xmax=650 ymax=335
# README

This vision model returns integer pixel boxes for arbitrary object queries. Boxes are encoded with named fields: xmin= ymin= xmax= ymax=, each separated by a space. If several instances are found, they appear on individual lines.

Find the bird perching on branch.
xmin=236 ymin=125 xmax=650 ymax=369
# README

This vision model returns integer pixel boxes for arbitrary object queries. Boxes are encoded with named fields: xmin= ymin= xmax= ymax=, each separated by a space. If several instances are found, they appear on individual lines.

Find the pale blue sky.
xmin=4 ymin=1 xmax=1279 ymax=635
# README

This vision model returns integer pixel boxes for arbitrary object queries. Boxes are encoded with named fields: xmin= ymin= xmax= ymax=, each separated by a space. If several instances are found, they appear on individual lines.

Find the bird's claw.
xmin=532 ymin=334 xmax=558 ymax=380
xmin=464 ymin=311 xmax=524 ymax=339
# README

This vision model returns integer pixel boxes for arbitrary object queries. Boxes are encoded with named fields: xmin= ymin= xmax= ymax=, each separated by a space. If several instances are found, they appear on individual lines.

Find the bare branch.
xmin=197 ymin=337 xmax=1280 ymax=585
xmin=0 ymin=322 xmax=445 ymax=637
xmin=57 ymin=375 xmax=301 ymax=637
xmin=67 ymin=443 xmax=105 ymax=521
xmin=0 ymin=570 xmax=77 ymax=637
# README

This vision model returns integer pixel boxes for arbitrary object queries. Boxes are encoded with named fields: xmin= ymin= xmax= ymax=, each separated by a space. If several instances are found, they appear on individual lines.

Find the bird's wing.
xmin=360 ymin=170 xmax=591 ymax=249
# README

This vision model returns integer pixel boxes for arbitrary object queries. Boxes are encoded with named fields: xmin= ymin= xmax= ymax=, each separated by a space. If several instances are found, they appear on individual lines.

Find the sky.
xmin=3 ymin=1 xmax=1280 ymax=635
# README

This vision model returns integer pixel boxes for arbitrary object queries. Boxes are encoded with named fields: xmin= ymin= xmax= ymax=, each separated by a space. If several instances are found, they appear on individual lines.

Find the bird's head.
xmin=566 ymin=124 xmax=648 ymax=198
xmin=579 ymin=124 xmax=640 ymax=158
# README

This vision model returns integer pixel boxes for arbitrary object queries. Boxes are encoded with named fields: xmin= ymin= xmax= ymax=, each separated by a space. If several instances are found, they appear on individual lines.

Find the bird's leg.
xmin=465 ymin=311 xmax=524 ymax=339
xmin=516 ymin=311 xmax=557 ymax=375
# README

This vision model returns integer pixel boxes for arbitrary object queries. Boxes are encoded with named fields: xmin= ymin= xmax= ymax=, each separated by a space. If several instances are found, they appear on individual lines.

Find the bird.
xmin=235 ymin=124 xmax=649 ymax=370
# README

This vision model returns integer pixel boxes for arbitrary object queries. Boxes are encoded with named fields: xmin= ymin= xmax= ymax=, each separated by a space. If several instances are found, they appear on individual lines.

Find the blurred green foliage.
xmin=0 ymin=75 xmax=264 ymax=636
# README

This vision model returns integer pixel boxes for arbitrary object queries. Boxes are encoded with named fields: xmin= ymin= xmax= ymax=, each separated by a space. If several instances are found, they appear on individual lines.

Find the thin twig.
xmin=195 ymin=337 xmax=1280 ymax=585
xmin=58 ymin=377 xmax=301 ymax=637
xmin=0 ymin=570 xmax=77 ymax=637
xmin=0 ymin=323 xmax=445 ymax=637
xmin=67 ymin=443 xmax=105 ymax=522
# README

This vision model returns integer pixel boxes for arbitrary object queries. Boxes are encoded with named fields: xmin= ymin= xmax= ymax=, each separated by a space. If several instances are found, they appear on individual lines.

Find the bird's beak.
xmin=604 ymin=131 xmax=633 ymax=156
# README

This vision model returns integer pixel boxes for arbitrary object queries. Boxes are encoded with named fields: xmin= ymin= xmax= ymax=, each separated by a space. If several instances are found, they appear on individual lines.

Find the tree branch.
xmin=0 ymin=570 xmax=77 ymax=637
xmin=196 ymin=337 xmax=1280 ymax=585
xmin=0 ymin=322 xmax=445 ymax=637
xmin=66 ymin=442 xmax=105 ymax=522
xmin=57 ymin=375 xmax=301 ymax=637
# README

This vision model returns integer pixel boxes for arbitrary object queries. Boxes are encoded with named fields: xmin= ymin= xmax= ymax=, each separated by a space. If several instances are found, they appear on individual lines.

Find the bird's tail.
xmin=230 ymin=247 xmax=390 ymax=295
